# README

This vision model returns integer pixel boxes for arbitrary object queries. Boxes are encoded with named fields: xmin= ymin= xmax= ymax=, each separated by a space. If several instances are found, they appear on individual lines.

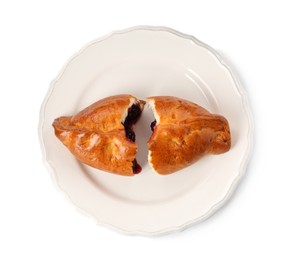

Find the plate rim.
xmin=38 ymin=25 xmax=254 ymax=236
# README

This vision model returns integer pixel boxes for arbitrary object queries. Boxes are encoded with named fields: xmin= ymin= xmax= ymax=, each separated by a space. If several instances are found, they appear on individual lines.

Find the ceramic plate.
xmin=39 ymin=26 xmax=253 ymax=235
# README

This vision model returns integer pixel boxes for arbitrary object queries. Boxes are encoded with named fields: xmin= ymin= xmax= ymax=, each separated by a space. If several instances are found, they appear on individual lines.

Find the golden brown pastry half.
xmin=53 ymin=95 xmax=145 ymax=176
xmin=147 ymin=96 xmax=231 ymax=174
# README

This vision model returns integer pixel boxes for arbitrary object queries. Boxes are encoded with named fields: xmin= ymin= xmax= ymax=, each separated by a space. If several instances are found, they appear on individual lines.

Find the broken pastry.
xmin=147 ymin=96 xmax=231 ymax=174
xmin=53 ymin=95 xmax=145 ymax=176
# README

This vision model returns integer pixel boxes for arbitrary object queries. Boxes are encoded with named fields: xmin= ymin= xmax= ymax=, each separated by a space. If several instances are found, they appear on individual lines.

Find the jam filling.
xmin=132 ymin=159 xmax=142 ymax=174
xmin=122 ymin=104 xmax=143 ymax=174
xmin=150 ymin=120 xmax=157 ymax=132
xmin=123 ymin=104 xmax=142 ymax=142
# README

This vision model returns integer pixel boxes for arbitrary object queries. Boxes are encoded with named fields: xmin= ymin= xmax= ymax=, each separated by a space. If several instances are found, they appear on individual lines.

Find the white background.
xmin=1 ymin=1 xmax=293 ymax=259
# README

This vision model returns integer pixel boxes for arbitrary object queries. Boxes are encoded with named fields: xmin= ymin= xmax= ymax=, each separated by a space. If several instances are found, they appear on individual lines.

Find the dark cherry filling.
xmin=122 ymin=104 xmax=143 ymax=174
xmin=122 ymin=104 xmax=142 ymax=142
xmin=124 ymin=104 xmax=142 ymax=126
xmin=150 ymin=120 xmax=157 ymax=132
xmin=132 ymin=159 xmax=142 ymax=174
xmin=125 ymin=127 xmax=136 ymax=142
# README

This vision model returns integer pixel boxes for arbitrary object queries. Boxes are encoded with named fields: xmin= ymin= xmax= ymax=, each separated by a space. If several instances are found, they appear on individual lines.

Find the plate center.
xmin=76 ymin=61 xmax=218 ymax=204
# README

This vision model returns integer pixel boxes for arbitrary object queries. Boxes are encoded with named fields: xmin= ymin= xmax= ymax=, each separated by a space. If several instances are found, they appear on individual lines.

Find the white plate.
xmin=39 ymin=26 xmax=253 ymax=235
